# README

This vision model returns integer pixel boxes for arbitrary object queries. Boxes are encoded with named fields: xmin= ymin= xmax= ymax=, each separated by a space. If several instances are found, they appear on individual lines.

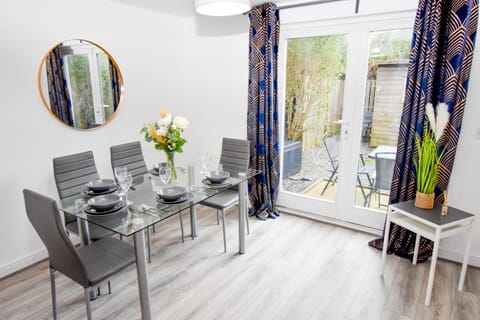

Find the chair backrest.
xmin=53 ymin=151 xmax=99 ymax=204
xmin=375 ymin=152 xmax=395 ymax=190
xmin=23 ymin=189 xmax=88 ymax=287
xmin=219 ymin=137 xmax=250 ymax=175
xmin=110 ymin=141 xmax=148 ymax=184
xmin=323 ymin=136 xmax=340 ymax=168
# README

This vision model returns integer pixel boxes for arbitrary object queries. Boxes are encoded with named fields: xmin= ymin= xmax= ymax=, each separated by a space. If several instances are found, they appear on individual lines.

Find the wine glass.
xmin=199 ymin=152 xmax=211 ymax=177
xmin=114 ymin=166 xmax=128 ymax=183
xmin=158 ymin=165 xmax=172 ymax=186
xmin=119 ymin=173 xmax=133 ymax=204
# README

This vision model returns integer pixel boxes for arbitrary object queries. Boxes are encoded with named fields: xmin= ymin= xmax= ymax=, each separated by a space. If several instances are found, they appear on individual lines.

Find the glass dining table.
xmin=58 ymin=168 xmax=259 ymax=320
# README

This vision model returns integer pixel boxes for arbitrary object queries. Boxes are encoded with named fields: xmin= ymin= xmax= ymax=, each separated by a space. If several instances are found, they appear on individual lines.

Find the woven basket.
xmin=415 ymin=191 xmax=435 ymax=209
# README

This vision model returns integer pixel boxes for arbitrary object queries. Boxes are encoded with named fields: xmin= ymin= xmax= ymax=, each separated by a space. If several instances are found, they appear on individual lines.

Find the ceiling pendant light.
xmin=195 ymin=0 xmax=251 ymax=16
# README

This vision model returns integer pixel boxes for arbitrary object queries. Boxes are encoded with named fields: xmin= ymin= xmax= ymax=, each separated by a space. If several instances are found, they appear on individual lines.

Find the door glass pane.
xmin=97 ymin=53 xmax=114 ymax=122
xmin=64 ymin=54 xmax=94 ymax=129
xmin=354 ymin=29 xmax=412 ymax=210
xmin=282 ymin=34 xmax=348 ymax=203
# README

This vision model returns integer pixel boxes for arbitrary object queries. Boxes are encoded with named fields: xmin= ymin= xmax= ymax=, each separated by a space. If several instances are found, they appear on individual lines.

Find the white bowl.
xmin=87 ymin=194 xmax=121 ymax=211
xmin=157 ymin=186 xmax=187 ymax=201
xmin=206 ymin=171 xmax=230 ymax=184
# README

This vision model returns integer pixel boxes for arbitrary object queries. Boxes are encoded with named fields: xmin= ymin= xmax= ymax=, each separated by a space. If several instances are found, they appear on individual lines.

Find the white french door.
xmin=277 ymin=12 xmax=414 ymax=230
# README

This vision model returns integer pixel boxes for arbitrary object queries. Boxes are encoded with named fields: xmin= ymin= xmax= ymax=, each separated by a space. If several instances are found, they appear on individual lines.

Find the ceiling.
xmin=109 ymin=0 xmax=337 ymax=17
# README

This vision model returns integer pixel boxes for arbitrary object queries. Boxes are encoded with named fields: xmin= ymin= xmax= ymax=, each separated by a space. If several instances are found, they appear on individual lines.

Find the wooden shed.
xmin=369 ymin=60 xmax=409 ymax=147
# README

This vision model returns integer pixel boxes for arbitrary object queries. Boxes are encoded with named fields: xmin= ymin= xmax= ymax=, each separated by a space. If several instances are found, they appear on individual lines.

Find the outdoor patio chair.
xmin=320 ymin=136 xmax=340 ymax=195
xmin=369 ymin=152 xmax=395 ymax=208
xmin=321 ymin=136 xmax=373 ymax=206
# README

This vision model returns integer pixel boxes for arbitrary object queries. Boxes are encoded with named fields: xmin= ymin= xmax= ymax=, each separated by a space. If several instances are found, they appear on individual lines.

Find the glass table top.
xmin=58 ymin=169 xmax=259 ymax=237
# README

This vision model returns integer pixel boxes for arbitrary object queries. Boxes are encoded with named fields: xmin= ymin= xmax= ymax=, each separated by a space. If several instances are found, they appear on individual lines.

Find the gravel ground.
xmin=282 ymin=143 xmax=375 ymax=194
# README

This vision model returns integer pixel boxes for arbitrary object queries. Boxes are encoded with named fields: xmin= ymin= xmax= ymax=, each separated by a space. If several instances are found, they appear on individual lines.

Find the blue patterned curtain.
xmin=247 ymin=3 xmax=280 ymax=220
xmin=383 ymin=0 xmax=478 ymax=262
xmin=45 ymin=45 xmax=73 ymax=126
xmin=109 ymin=59 xmax=122 ymax=111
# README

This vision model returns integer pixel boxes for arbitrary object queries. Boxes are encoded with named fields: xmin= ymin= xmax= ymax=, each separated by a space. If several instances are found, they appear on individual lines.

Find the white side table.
xmin=380 ymin=200 xmax=475 ymax=306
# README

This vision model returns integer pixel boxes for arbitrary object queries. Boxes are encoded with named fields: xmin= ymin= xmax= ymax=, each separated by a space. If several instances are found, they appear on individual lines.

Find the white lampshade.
xmin=195 ymin=0 xmax=251 ymax=16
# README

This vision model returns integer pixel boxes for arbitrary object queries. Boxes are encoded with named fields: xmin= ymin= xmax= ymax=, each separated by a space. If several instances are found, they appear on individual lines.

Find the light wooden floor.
xmin=1 ymin=206 xmax=479 ymax=320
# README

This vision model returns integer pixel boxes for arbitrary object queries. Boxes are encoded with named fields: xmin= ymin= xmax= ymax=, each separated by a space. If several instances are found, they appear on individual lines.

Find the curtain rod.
xmin=245 ymin=0 xmax=360 ymax=14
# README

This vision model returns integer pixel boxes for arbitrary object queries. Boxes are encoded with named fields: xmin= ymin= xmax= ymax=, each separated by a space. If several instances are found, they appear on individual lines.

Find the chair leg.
xmin=84 ymin=288 xmax=93 ymax=320
xmin=216 ymin=209 xmax=220 ymax=225
xmin=108 ymin=280 xmax=112 ymax=294
xmin=152 ymin=224 xmax=156 ymax=233
xmin=221 ymin=209 xmax=226 ymax=253
xmin=179 ymin=211 xmax=185 ymax=243
xmin=246 ymin=212 xmax=250 ymax=235
xmin=367 ymin=187 xmax=375 ymax=208
xmin=320 ymin=168 xmax=337 ymax=195
xmin=357 ymin=175 xmax=369 ymax=206
xmin=50 ymin=268 xmax=58 ymax=320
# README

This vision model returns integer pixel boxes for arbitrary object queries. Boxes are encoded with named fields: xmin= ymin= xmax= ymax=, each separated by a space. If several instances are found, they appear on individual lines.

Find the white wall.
xmin=173 ymin=14 xmax=250 ymax=164
xmin=1 ymin=0 xmax=479 ymax=277
xmin=0 ymin=0 xmax=180 ymax=275
xmin=0 ymin=0 xmax=248 ymax=277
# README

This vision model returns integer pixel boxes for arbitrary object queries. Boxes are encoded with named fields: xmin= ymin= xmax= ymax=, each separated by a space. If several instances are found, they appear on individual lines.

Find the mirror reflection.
xmin=38 ymin=39 xmax=123 ymax=129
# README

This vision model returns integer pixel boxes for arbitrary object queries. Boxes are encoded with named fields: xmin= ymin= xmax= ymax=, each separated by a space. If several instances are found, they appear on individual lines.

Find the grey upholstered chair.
xmin=110 ymin=141 xmax=157 ymax=262
xmin=23 ymin=189 xmax=136 ymax=320
xmin=110 ymin=141 xmax=149 ymax=185
xmin=53 ymin=151 xmax=113 ymax=240
xmin=199 ymin=137 xmax=250 ymax=252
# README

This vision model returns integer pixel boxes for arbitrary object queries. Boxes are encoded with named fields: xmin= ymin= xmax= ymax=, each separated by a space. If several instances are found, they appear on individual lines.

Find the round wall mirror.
xmin=38 ymin=39 xmax=124 ymax=129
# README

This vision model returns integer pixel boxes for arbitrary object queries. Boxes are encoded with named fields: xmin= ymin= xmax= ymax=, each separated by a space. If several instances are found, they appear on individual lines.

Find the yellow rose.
xmin=160 ymin=108 xmax=169 ymax=119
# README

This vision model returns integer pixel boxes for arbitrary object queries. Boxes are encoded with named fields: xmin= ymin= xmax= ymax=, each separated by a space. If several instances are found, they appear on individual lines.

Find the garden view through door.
xmin=282 ymin=34 xmax=348 ymax=205
xmin=280 ymin=26 xmax=412 ymax=228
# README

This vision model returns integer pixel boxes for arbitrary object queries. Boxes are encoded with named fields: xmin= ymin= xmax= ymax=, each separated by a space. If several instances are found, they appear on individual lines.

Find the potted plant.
xmin=414 ymin=103 xmax=449 ymax=209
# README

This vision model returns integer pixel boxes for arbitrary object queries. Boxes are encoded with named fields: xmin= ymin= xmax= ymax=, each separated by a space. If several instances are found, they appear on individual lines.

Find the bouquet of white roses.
xmin=141 ymin=109 xmax=189 ymax=178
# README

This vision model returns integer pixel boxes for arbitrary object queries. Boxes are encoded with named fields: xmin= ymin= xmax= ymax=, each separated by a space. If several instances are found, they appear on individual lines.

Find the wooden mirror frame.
xmin=38 ymin=39 xmax=124 ymax=130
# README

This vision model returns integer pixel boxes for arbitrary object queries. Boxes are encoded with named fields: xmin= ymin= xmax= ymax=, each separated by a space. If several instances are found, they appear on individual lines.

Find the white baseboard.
xmin=0 ymin=248 xmax=48 ymax=279
xmin=279 ymin=206 xmax=480 ymax=268
xmin=278 ymin=206 xmax=383 ymax=236
xmin=0 ymin=235 xmax=81 ymax=279
xmin=439 ymin=248 xmax=480 ymax=268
